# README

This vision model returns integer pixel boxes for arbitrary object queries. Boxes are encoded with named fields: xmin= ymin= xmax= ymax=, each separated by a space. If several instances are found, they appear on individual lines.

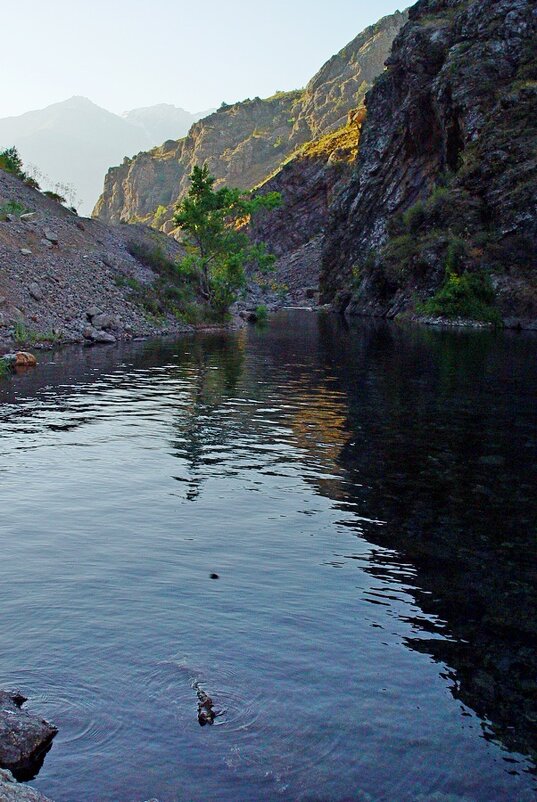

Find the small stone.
xmin=43 ymin=229 xmax=58 ymax=245
xmin=40 ymin=239 xmax=53 ymax=250
xmin=6 ymin=214 xmax=19 ymax=223
xmin=20 ymin=249 xmax=32 ymax=256
xmin=86 ymin=307 xmax=101 ymax=320
xmin=19 ymin=212 xmax=37 ymax=222
xmin=28 ymin=283 xmax=43 ymax=302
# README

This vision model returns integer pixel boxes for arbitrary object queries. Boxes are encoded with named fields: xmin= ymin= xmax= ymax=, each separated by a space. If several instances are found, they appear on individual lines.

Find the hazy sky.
xmin=1 ymin=0 xmax=405 ymax=118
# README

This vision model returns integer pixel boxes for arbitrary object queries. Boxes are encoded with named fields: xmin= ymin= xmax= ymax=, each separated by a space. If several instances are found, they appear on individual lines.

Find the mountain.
xmin=0 ymin=98 xmax=209 ymax=215
xmin=320 ymin=0 xmax=537 ymax=327
xmin=93 ymin=10 xmax=408 ymax=225
xmin=123 ymin=103 xmax=214 ymax=145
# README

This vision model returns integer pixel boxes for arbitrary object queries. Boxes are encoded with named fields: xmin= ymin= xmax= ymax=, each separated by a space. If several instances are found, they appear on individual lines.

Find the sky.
xmin=1 ymin=0 xmax=405 ymax=118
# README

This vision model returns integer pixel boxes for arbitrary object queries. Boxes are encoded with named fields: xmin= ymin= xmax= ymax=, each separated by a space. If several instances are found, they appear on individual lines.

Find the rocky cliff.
xmin=321 ymin=0 xmax=537 ymax=327
xmin=246 ymin=109 xmax=366 ymax=307
xmin=93 ymin=11 xmax=407 ymax=227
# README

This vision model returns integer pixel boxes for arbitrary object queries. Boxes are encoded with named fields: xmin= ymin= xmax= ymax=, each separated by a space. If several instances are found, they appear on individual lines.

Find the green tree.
xmin=173 ymin=165 xmax=281 ymax=315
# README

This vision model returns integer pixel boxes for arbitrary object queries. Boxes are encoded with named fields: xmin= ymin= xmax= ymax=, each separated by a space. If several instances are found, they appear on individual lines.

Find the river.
xmin=0 ymin=311 xmax=535 ymax=801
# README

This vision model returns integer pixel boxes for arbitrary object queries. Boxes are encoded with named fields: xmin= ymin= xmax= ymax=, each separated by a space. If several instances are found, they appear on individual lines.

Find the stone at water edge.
xmin=14 ymin=353 xmax=38 ymax=367
xmin=0 ymin=691 xmax=57 ymax=777
xmin=0 ymin=769 xmax=54 ymax=802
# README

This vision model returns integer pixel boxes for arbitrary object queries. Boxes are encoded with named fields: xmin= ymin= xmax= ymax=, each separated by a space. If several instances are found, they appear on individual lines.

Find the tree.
xmin=173 ymin=165 xmax=281 ymax=315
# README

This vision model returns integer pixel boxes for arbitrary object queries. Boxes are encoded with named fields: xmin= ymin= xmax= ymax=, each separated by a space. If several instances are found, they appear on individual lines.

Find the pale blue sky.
xmin=1 ymin=0 xmax=405 ymax=118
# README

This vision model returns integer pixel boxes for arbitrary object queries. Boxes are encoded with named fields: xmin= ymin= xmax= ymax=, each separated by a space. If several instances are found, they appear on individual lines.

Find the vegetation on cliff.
xmin=321 ymin=0 xmax=537 ymax=327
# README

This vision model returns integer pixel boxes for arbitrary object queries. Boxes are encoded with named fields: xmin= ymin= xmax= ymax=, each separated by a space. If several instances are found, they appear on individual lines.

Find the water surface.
xmin=0 ymin=312 xmax=535 ymax=802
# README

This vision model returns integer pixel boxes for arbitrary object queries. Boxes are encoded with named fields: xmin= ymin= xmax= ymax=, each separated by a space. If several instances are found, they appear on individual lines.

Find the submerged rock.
xmin=0 ymin=692 xmax=57 ymax=779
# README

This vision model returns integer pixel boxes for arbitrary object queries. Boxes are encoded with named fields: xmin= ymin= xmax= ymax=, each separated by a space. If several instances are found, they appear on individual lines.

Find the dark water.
xmin=0 ymin=311 xmax=535 ymax=802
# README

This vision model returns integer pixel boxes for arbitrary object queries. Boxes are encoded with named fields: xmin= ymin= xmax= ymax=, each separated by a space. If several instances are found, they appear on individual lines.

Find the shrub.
xmin=419 ymin=270 xmax=501 ymax=324
xmin=43 ymin=190 xmax=66 ymax=204
xmin=402 ymin=201 xmax=426 ymax=234
xmin=255 ymin=305 xmax=268 ymax=324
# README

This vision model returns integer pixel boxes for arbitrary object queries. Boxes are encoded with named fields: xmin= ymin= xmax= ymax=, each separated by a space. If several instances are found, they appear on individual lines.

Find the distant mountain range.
xmin=0 ymin=97 xmax=213 ymax=214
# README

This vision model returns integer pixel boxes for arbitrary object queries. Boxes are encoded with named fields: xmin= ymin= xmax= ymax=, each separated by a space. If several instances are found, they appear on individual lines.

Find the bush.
xmin=255 ymin=305 xmax=268 ymax=324
xmin=402 ymin=201 xmax=426 ymax=234
xmin=419 ymin=269 xmax=501 ymax=324
xmin=43 ymin=190 xmax=66 ymax=204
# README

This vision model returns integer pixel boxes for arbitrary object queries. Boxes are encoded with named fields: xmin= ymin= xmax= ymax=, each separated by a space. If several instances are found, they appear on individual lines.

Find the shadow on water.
xmin=306 ymin=314 xmax=537 ymax=768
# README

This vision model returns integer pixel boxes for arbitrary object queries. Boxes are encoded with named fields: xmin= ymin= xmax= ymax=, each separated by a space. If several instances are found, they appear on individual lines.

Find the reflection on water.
xmin=0 ymin=311 xmax=535 ymax=802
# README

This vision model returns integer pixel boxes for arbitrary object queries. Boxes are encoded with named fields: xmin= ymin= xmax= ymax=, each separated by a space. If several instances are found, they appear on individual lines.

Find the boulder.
xmin=40 ymin=239 xmax=53 ymax=250
xmin=83 ymin=327 xmax=116 ymax=344
xmin=2 ymin=353 xmax=38 ymax=368
xmin=92 ymin=313 xmax=118 ymax=331
xmin=0 ymin=769 xmax=53 ymax=802
xmin=42 ymin=230 xmax=58 ymax=245
xmin=86 ymin=307 xmax=101 ymax=320
xmin=20 ymin=249 xmax=32 ymax=256
xmin=19 ymin=213 xmax=37 ymax=223
xmin=0 ymin=692 xmax=57 ymax=778
xmin=93 ymin=330 xmax=116 ymax=344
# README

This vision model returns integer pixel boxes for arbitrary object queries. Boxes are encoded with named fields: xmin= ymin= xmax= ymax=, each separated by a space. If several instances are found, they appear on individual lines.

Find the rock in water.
xmin=14 ymin=353 xmax=38 ymax=368
xmin=0 ymin=692 xmax=57 ymax=778
xmin=0 ymin=769 xmax=54 ymax=801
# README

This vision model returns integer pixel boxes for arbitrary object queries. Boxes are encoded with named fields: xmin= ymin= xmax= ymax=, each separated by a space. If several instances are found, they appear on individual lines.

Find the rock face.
xmin=0 ymin=770 xmax=53 ymax=802
xmin=246 ymin=110 xmax=366 ymax=307
xmin=321 ymin=0 xmax=537 ymax=326
xmin=0 ymin=692 xmax=57 ymax=779
xmin=93 ymin=11 xmax=407 ymax=227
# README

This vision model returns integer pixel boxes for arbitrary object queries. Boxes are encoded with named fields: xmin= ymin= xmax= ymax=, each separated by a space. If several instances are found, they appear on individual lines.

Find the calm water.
xmin=0 ymin=311 xmax=535 ymax=802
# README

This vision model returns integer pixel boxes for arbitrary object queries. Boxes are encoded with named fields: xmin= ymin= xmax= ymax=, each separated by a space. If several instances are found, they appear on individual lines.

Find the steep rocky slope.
xmin=246 ymin=110 xmax=366 ymax=307
xmin=0 ymin=168 xmax=194 ymax=348
xmin=321 ymin=0 xmax=537 ymax=327
xmin=94 ymin=11 xmax=407 ymax=227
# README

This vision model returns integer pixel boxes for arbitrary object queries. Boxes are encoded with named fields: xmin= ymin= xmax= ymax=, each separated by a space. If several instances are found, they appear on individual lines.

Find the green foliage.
xmin=43 ymin=190 xmax=66 ymax=204
xmin=173 ymin=165 xmax=281 ymax=315
xmin=402 ymin=201 xmax=426 ymax=234
xmin=13 ymin=321 xmax=28 ymax=344
xmin=0 ymin=359 xmax=12 ymax=379
xmin=0 ymin=201 xmax=29 ymax=220
xmin=0 ymin=147 xmax=40 ymax=189
xmin=153 ymin=205 xmax=168 ymax=229
xmin=419 ymin=269 xmax=501 ymax=324
xmin=255 ymin=305 xmax=268 ymax=324
xmin=0 ymin=147 xmax=25 ymax=178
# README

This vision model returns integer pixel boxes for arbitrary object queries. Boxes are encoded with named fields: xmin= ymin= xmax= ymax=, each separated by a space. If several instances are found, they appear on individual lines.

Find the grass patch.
xmin=0 ymin=201 xmax=30 ymax=220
